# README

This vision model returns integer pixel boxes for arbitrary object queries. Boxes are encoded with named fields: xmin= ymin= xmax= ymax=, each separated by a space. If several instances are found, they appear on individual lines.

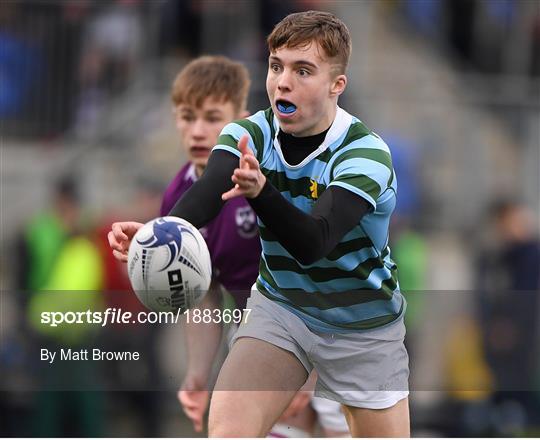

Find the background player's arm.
xmin=179 ymin=281 xmax=224 ymax=432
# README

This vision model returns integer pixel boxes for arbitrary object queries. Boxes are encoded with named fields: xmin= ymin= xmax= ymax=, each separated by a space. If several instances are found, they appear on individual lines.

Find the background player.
xmin=162 ymin=55 xmax=261 ymax=434
xmin=108 ymin=11 xmax=407 ymax=436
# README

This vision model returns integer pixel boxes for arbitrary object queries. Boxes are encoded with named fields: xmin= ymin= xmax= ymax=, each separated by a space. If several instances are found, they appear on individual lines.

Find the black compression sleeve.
xmin=248 ymin=181 xmax=371 ymax=265
xmin=168 ymin=150 xmax=238 ymax=228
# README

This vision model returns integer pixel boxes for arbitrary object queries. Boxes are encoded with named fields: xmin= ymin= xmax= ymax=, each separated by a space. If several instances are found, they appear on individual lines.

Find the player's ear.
xmin=330 ymin=74 xmax=347 ymax=97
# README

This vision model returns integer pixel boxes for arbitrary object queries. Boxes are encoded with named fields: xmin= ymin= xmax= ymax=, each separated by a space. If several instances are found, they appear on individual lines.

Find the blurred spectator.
xmin=75 ymin=0 xmax=143 ymax=139
xmin=0 ymin=2 xmax=42 ymax=120
xmin=1 ymin=1 xmax=88 ymax=137
xmin=403 ymin=0 xmax=443 ymax=38
xmin=475 ymin=200 xmax=540 ymax=434
xmin=15 ymin=176 xmax=81 ymax=294
xmin=158 ymin=0 xmax=203 ymax=57
xmin=14 ymin=175 xmax=105 ymax=437
xmin=442 ymin=316 xmax=494 ymax=436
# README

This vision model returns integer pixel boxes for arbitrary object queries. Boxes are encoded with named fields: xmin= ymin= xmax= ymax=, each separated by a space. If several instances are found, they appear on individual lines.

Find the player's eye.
xmin=179 ymin=114 xmax=194 ymax=122
xmin=270 ymin=64 xmax=281 ymax=73
xmin=298 ymin=68 xmax=309 ymax=76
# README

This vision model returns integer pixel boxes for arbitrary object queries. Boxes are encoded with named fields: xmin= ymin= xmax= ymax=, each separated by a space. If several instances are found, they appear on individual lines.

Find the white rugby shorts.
xmin=230 ymin=286 xmax=409 ymax=409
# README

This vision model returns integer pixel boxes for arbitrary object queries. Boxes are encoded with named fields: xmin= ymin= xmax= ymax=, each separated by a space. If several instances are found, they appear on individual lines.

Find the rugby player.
xmin=110 ymin=11 xmax=409 ymax=437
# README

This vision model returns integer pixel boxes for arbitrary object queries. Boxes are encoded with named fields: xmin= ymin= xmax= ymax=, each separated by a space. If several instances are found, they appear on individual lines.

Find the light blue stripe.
xmin=333 ymin=157 xmax=392 ymax=189
xmin=347 ymin=133 xmax=391 ymax=153
xmin=302 ymin=290 xmax=402 ymax=321
xmin=248 ymin=111 xmax=272 ymax=147
xmin=257 ymin=274 xmax=290 ymax=303
xmin=220 ymin=122 xmax=246 ymax=139
xmin=261 ymin=241 xmax=293 ymax=258
xmin=213 ymin=145 xmax=241 ymax=157
xmin=219 ymin=122 xmax=258 ymax=155
xmin=341 ymin=225 xmax=370 ymax=242
xmin=277 ymin=192 xmax=314 ymax=213
xmin=262 ymin=240 xmax=379 ymax=270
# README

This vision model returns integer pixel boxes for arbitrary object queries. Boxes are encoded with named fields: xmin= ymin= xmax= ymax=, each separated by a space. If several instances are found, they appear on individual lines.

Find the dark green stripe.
xmin=234 ymin=119 xmax=265 ymax=163
xmin=331 ymin=148 xmax=393 ymax=178
xmin=388 ymin=169 xmax=395 ymax=187
xmin=264 ymin=108 xmax=276 ymax=141
xmin=332 ymin=174 xmax=381 ymax=200
xmin=314 ymin=122 xmax=371 ymax=164
xmin=310 ymin=122 xmax=372 ymax=164
xmin=262 ymin=169 xmax=327 ymax=199
xmin=258 ymin=267 xmax=398 ymax=308
xmin=258 ymin=256 xmax=280 ymax=291
xmin=326 ymin=236 xmax=374 ymax=261
xmin=265 ymin=253 xmax=388 ymax=283
xmin=217 ymin=134 xmax=240 ymax=151
xmin=260 ymin=228 xmax=376 ymax=262
xmin=336 ymin=309 xmax=402 ymax=330
xmin=278 ymin=280 xmax=397 ymax=309
xmin=338 ymin=121 xmax=371 ymax=149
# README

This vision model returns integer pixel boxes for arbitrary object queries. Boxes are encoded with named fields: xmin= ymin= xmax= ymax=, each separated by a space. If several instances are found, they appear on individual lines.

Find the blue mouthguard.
xmin=277 ymin=102 xmax=297 ymax=114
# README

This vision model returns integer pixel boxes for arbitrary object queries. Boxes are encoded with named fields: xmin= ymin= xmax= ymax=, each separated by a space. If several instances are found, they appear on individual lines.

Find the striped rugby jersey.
xmin=214 ymin=106 xmax=405 ymax=332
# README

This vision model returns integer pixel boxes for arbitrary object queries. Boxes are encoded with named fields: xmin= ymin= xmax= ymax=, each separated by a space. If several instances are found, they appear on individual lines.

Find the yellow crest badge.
xmin=309 ymin=179 xmax=319 ymax=199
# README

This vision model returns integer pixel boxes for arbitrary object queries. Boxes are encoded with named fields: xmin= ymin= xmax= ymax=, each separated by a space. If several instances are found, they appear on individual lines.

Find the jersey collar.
xmin=272 ymin=106 xmax=352 ymax=169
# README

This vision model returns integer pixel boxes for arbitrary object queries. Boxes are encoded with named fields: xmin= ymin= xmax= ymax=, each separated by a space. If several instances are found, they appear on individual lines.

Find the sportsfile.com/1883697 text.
xmin=39 ymin=307 xmax=252 ymax=327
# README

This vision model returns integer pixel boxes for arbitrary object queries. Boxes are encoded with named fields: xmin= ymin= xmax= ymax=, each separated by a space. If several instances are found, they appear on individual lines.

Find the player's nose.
xmin=277 ymin=69 xmax=293 ymax=91
xmin=191 ymin=118 xmax=206 ymax=138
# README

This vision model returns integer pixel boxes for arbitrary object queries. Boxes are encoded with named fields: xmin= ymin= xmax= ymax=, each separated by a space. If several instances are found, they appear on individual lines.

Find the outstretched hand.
xmin=222 ymin=135 xmax=266 ymax=200
xmin=107 ymin=221 xmax=144 ymax=262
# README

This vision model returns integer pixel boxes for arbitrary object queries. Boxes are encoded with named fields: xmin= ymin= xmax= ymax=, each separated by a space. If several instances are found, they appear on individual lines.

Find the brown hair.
xmin=267 ymin=10 xmax=351 ymax=75
xmin=171 ymin=56 xmax=250 ymax=113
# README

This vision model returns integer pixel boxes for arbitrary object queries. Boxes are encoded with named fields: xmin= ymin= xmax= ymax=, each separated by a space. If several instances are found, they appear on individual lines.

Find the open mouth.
xmin=276 ymin=99 xmax=297 ymax=115
xmin=190 ymin=146 xmax=211 ymax=157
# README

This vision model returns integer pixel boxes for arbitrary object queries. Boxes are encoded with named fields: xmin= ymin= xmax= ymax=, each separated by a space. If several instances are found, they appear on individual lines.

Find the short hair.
xmin=267 ymin=10 xmax=351 ymax=75
xmin=171 ymin=56 xmax=250 ymax=113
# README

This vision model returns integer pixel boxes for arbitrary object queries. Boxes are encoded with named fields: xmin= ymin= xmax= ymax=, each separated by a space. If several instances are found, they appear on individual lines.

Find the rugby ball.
xmin=127 ymin=216 xmax=212 ymax=312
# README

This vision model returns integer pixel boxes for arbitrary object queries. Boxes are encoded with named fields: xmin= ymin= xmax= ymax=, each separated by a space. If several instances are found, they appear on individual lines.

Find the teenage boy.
xmin=162 ymin=55 xmax=260 ymax=433
xmin=110 ymin=11 xmax=409 ymax=437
